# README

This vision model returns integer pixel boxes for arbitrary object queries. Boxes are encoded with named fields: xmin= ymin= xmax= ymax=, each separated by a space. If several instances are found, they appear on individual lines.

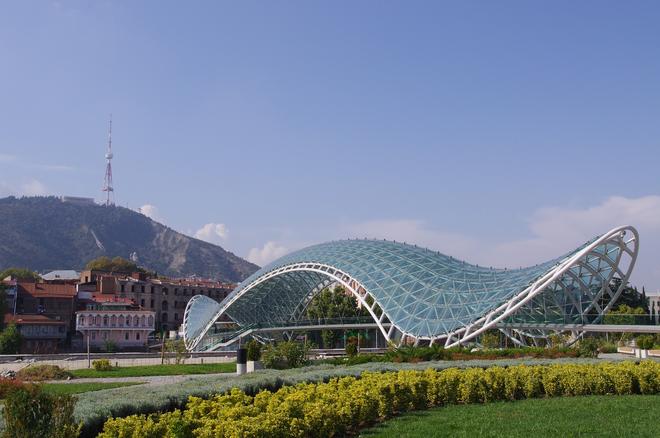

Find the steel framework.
xmin=183 ymin=226 xmax=638 ymax=351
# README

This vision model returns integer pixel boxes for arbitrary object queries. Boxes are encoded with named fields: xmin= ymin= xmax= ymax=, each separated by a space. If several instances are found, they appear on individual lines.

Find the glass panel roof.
xmin=215 ymin=238 xmax=597 ymax=338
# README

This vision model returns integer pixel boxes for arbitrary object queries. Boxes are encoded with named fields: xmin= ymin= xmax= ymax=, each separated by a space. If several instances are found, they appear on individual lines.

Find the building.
xmin=40 ymin=270 xmax=80 ymax=284
xmin=76 ymin=294 xmax=155 ymax=350
xmin=78 ymin=270 xmax=234 ymax=334
xmin=14 ymin=282 xmax=78 ymax=340
xmin=184 ymin=225 xmax=639 ymax=351
xmin=4 ymin=314 xmax=67 ymax=354
xmin=648 ymin=291 xmax=660 ymax=324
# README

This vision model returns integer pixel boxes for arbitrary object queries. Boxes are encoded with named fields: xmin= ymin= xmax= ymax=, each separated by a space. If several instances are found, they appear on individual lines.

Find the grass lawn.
xmin=41 ymin=382 xmax=144 ymax=396
xmin=70 ymin=362 xmax=235 ymax=378
xmin=361 ymin=394 xmax=660 ymax=437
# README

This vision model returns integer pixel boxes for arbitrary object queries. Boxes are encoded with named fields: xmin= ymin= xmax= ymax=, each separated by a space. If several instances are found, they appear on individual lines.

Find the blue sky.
xmin=1 ymin=1 xmax=659 ymax=287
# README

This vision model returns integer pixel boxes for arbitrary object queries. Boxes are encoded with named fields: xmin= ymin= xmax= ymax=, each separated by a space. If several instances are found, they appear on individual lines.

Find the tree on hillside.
xmin=0 ymin=268 xmax=39 ymax=281
xmin=85 ymin=256 xmax=140 ymax=273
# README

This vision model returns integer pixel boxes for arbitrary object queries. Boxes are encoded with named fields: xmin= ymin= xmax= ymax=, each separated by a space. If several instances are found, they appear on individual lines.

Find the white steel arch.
xmin=183 ymin=225 xmax=639 ymax=351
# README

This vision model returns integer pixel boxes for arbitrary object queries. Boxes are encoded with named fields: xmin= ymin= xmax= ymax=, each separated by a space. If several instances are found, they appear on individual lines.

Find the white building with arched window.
xmin=76 ymin=295 xmax=155 ymax=350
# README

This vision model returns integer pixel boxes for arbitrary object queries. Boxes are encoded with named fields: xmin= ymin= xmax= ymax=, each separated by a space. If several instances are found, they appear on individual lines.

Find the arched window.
xmin=103 ymin=315 xmax=109 ymax=326
xmin=118 ymin=315 xmax=125 ymax=326
xmin=162 ymin=301 xmax=168 ymax=311
xmin=111 ymin=315 xmax=117 ymax=326
xmin=148 ymin=315 xmax=154 ymax=326
xmin=162 ymin=313 xmax=168 ymax=323
xmin=140 ymin=315 xmax=146 ymax=326
xmin=133 ymin=315 xmax=139 ymax=327
xmin=162 ymin=288 xmax=168 ymax=295
xmin=79 ymin=315 xmax=85 ymax=326
xmin=95 ymin=315 xmax=102 ymax=325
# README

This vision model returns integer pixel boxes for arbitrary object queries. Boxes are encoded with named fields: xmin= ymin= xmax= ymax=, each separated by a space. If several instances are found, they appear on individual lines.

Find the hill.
xmin=0 ymin=196 xmax=258 ymax=282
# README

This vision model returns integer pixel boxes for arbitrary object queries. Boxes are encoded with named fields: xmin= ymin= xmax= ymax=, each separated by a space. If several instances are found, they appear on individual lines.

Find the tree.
xmin=0 ymin=286 xmax=8 ymax=330
xmin=608 ymin=278 xmax=649 ymax=313
xmin=85 ymin=256 xmax=139 ymax=273
xmin=0 ymin=268 xmax=39 ymax=281
xmin=603 ymin=304 xmax=646 ymax=325
xmin=0 ymin=323 xmax=22 ymax=354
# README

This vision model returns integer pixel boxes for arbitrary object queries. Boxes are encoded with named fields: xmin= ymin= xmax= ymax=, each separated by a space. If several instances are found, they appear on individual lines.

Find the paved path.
xmin=45 ymin=372 xmax=235 ymax=387
xmin=0 ymin=355 xmax=234 ymax=372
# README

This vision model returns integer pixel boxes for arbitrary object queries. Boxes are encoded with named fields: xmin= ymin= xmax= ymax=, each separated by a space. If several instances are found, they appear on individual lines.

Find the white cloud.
xmin=247 ymin=241 xmax=290 ymax=266
xmin=0 ymin=179 xmax=48 ymax=197
xmin=195 ymin=223 xmax=229 ymax=244
xmin=21 ymin=179 xmax=47 ymax=196
xmin=139 ymin=204 xmax=164 ymax=223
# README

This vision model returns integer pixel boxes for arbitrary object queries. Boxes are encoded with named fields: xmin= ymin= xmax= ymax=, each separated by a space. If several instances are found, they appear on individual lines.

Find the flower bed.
xmin=99 ymin=360 xmax=660 ymax=438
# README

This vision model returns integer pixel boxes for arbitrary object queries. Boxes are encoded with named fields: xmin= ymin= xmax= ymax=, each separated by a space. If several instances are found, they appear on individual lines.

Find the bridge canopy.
xmin=183 ymin=226 xmax=638 ymax=351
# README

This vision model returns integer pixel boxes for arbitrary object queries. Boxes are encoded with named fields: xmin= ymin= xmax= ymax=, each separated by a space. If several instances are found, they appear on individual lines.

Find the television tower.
xmin=101 ymin=116 xmax=115 ymax=206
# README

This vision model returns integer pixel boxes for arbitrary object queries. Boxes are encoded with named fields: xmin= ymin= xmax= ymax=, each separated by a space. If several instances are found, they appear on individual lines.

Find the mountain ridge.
xmin=0 ymin=196 xmax=258 ymax=282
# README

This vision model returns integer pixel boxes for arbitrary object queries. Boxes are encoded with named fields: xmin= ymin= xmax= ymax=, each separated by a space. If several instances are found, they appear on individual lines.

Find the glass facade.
xmin=184 ymin=227 xmax=638 ymax=350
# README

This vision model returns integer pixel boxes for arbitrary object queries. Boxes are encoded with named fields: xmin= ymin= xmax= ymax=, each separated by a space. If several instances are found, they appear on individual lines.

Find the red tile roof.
xmin=17 ymin=282 xmax=77 ymax=298
xmin=4 ymin=314 xmax=66 ymax=325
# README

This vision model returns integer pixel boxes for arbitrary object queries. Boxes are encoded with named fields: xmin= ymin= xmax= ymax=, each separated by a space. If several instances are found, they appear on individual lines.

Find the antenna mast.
xmin=101 ymin=115 xmax=115 ymax=206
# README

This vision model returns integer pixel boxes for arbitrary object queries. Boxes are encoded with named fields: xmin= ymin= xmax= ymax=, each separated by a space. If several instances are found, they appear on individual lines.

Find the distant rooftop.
xmin=41 ymin=270 xmax=80 ymax=281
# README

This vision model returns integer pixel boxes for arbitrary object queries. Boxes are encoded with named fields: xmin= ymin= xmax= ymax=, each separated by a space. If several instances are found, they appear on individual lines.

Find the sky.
xmin=1 ymin=1 xmax=659 ymax=288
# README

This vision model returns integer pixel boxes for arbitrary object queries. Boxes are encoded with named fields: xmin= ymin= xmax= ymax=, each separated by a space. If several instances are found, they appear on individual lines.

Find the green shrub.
xmin=261 ymin=341 xmax=311 ymax=369
xmin=480 ymin=331 xmax=500 ymax=349
xmin=345 ymin=342 xmax=358 ymax=357
xmin=3 ymin=385 xmax=81 ymax=438
xmin=98 ymin=361 xmax=660 ymax=438
xmin=0 ymin=323 xmax=23 ymax=354
xmin=636 ymin=335 xmax=655 ymax=350
xmin=246 ymin=339 xmax=262 ymax=362
xmin=92 ymin=359 xmax=114 ymax=372
xmin=577 ymin=337 xmax=600 ymax=358
xmin=16 ymin=364 xmax=72 ymax=381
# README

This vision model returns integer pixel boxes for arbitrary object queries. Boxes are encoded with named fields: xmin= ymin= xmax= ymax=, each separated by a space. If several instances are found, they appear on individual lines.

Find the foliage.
xmin=246 ymin=339 xmax=262 ymax=362
xmin=608 ymin=278 xmax=649 ymax=313
xmin=41 ymin=382 xmax=143 ymax=396
xmin=306 ymin=286 xmax=369 ymax=320
xmin=0 ymin=287 xmax=7 ymax=330
xmin=577 ymin=337 xmax=600 ymax=358
xmin=70 ymin=362 xmax=235 ymax=378
xmin=261 ymin=341 xmax=311 ymax=369
xmin=92 ymin=359 xmax=114 ymax=372
xmin=479 ymin=331 xmax=500 ymax=349
xmin=164 ymin=340 xmax=188 ymax=364
xmin=362 ymin=394 xmax=660 ymax=437
xmin=103 ymin=340 xmax=118 ymax=353
xmin=0 ymin=323 xmax=22 ymax=354
xmin=603 ymin=304 xmax=647 ymax=325
xmin=346 ymin=341 xmax=358 ymax=357
xmin=635 ymin=335 xmax=655 ymax=350
xmin=85 ymin=256 xmax=140 ymax=273
xmin=0 ymin=377 xmax=27 ymax=398
xmin=98 ymin=361 xmax=660 ymax=438
xmin=16 ymin=364 xmax=72 ymax=381
xmin=0 ymin=268 xmax=40 ymax=281
xmin=67 ymin=357 xmax=605 ymax=435
xmin=320 ymin=330 xmax=336 ymax=349
xmin=2 ymin=385 xmax=81 ymax=438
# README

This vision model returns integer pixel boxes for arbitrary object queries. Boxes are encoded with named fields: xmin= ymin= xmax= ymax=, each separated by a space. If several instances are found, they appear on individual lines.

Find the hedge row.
xmin=99 ymin=360 xmax=660 ymax=438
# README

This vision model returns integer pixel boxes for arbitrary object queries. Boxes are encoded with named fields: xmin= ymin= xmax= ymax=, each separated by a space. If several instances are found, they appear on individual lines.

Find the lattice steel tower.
xmin=101 ymin=116 xmax=115 ymax=206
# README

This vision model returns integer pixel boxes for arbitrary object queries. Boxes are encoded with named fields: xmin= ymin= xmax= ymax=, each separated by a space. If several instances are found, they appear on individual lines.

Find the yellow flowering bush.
xmin=99 ymin=361 xmax=660 ymax=438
